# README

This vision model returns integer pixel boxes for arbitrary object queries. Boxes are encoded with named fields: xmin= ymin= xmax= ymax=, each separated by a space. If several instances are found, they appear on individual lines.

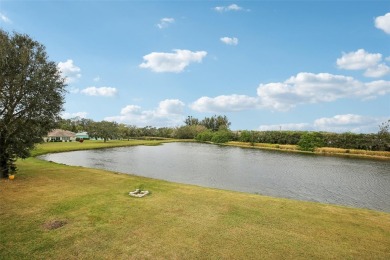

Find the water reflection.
xmin=39 ymin=142 xmax=390 ymax=212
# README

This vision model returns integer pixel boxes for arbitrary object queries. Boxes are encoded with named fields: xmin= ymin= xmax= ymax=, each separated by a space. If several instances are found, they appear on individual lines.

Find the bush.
xmin=298 ymin=132 xmax=325 ymax=151
xmin=239 ymin=130 xmax=253 ymax=142
xmin=195 ymin=130 xmax=214 ymax=142
xmin=173 ymin=125 xmax=207 ymax=139
xmin=211 ymin=130 xmax=233 ymax=144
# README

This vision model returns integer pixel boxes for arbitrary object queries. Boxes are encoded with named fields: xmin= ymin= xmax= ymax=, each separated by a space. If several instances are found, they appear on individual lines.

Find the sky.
xmin=1 ymin=0 xmax=389 ymax=133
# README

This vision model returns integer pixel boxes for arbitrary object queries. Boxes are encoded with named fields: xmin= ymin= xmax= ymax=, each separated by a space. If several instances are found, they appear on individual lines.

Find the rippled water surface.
xmin=39 ymin=142 xmax=390 ymax=212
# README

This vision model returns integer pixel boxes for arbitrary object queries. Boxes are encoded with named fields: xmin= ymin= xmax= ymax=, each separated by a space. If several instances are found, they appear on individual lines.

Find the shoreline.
xmin=225 ymin=141 xmax=390 ymax=161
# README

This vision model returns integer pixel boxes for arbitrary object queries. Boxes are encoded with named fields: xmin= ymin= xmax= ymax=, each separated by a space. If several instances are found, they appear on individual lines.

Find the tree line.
xmin=59 ymin=116 xmax=390 ymax=152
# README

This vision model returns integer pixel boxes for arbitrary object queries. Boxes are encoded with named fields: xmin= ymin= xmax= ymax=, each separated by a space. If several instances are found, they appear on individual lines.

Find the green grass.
xmin=1 ymin=140 xmax=389 ymax=259
xmin=31 ymin=139 xmax=178 ymax=156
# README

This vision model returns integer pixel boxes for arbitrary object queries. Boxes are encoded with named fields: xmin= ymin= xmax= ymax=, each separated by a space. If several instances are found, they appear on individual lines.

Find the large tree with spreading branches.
xmin=0 ymin=30 xmax=66 ymax=178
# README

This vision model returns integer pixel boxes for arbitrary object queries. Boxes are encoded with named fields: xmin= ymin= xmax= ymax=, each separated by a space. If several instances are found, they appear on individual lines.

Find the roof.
xmin=47 ymin=129 xmax=76 ymax=137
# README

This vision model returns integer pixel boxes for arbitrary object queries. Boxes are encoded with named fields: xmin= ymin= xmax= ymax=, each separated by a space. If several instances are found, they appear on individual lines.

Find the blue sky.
xmin=1 ymin=0 xmax=389 ymax=132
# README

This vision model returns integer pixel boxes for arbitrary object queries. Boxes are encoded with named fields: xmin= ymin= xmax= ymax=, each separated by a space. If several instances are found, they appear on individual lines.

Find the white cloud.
xmin=256 ymin=72 xmax=390 ymax=111
xmin=190 ymin=72 xmax=390 ymax=113
xmin=0 ymin=12 xmax=11 ymax=23
xmin=259 ymin=114 xmax=385 ymax=133
xmin=364 ymin=63 xmax=390 ymax=78
xmin=313 ymin=114 xmax=380 ymax=133
xmin=61 ymin=111 xmax=88 ymax=119
xmin=80 ymin=86 xmax=117 ymax=97
xmin=336 ymin=49 xmax=382 ymax=70
xmin=375 ymin=12 xmax=390 ymax=34
xmin=157 ymin=99 xmax=185 ymax=115
xmin=93 ymin=76 xmax=101 ymax=82
xmin=214 ymin=4 xmax=245 ymax=12
xmin=57 ymin=59 xmax=81 ymax=84
xmin=121 ymin=105 xmax=142 ymax=115
xmin=220 ymin=37 xmax=239 ymax=45
xmin=336 ymin=49 xmax=390 ymax=78
xmin=190 ymin=95 xmax=259 ymax=113
xmin=139 ymin=49 xmax=207 ymax=73
xmin=157 ymin=17 xmax=175 ymax=29
xmin=105 ymin=99 xmax=185 ymax=127
xmin=258 ymin=123 xmax=311 ymax=131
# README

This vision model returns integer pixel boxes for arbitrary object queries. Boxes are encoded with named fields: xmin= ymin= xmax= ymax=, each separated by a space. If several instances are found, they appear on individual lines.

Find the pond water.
xmin=39 ymin=142 xmax=390 ymax=212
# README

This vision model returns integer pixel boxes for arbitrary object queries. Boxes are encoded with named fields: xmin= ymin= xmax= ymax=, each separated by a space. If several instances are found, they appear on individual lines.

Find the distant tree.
xmin=298 ymin=132 xmax=325 ymax=151
xmin=90 ymin=121 xmax=119 ymax=142
xmin=184 ymin=116 xmax=199 ymax=126
xmin=118 ymin=124 xmax=132 ymax=140
xmin=239 ymin=130 xmax=253 ymax=142
xmin=173 ymin=125 xmax=207 ymax=139
xmin=201 ymin=115 xmax=231 ymax=131
xmin=156 ymin=127 xmax=173 ymax=138
xmin=0 ymin=30 xmax=66 ymax=178
xmin=376 ymin=119 xmax=390 ymax=151
xmin=210 ymin=130 xmax=233 ymax=143
xmin=195 ymin=129 xmax=213 ymax=142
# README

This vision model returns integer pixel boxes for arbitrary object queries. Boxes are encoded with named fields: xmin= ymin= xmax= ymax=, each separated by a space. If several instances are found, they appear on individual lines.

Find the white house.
xmin=45 ymin=129 xmax=76 ymax=142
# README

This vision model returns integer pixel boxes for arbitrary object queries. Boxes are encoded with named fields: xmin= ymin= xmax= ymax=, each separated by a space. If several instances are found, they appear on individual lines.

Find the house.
xmin=45 ymin=129 xmax=76 ymax=142
xmin=75 ymin=131 xmax=89 ymax=140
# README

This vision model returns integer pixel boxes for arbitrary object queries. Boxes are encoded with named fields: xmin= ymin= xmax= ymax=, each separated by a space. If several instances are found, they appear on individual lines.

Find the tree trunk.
xmin=0 ymin=152 xmax=9 ymax=179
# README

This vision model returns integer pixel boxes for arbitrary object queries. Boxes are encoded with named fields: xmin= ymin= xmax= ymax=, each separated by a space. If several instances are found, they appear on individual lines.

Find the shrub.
xmin=195 ymin=130 xmax=213 ymax=142
xmin=211 ymin=130 xmax=233 ymax=144
xmin=239 ymin=130 xmax=253 ymax=142
xmin=173 ymin=125 xmax=207 ymax=139
xmin=298 ymin=132 xmax=325 ymax=151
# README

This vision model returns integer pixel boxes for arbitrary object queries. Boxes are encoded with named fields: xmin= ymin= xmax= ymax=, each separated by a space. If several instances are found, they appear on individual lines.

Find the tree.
xmin=200 ymin=115 xmax=231 ymax=131
xmin=184 ymin=116 xmax=200 ymax=126
xmin=298 ymin=132 xmax=325 ymax=151
xmin=90 ymin=121 xmax=119 ymax=142
xmin=376 ymin=119 xmax=390 ymax=151
xmin=0 ymin=30 xmax=66 ymax=178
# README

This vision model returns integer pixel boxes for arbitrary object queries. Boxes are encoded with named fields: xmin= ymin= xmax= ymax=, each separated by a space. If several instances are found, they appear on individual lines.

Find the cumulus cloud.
xmin=120 ymin=105 xmax=142 ymax=115
xmin=259 ymin=114 xmax=385 ymax=133
xmin=220 ymin=37 xmax=239 ymax=45
xmin=363 ymin=64 xmax=390 ymax=78
xmin=105 ymin=99 xmax=185 ymax=127
xmin=57 ymin=59 xmax=81 ymax=83
xmin=190 ymin=95 xmax=259 ymax=113
xmin=313 ymin=114 xmax=381 ymax=133
xmin=157 ymin=17 xmax=175 ymax=29
xmin=375 ymin=12 xmax=390 ymax=34
xmin=336 ymin=49 xmax=382 ymax=70
xmin=139 ymin=49 xmax=207 ymax=73
xmin=80 ymin=86 xmax=117 ymax=97
xmin=61 ymin=111 xmax=88 ymax=119
xmin=336 ymin=49 xmax=390 ymax=78
xmin=190 ymin=73 xmax=390 ymax=113
xmin=0 ymin=12 xmax=11 ymax=23
xmin=214 ymin=4 xmax=245 ymax=12
xmin=256 ymin=72 xmax=390 ymax=111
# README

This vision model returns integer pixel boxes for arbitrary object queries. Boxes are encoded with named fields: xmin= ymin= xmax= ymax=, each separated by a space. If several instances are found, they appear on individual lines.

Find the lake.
xmin=39 ymin=142 xmax=390 ymax=212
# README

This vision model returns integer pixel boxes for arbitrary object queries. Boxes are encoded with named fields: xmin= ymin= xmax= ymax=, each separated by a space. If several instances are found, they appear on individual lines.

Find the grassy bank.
xmin=1 ymin=140 xmax=389 ymax=259
xmin=31 ymin=139 xmax=178 ymax=157
xmin=227 ymin=141 xmax=390 ymax=160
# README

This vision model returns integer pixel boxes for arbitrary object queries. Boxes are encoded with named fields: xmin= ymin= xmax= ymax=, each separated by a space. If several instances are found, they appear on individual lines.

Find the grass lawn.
xmin=1 ymin=140 xmax=389 ymax=259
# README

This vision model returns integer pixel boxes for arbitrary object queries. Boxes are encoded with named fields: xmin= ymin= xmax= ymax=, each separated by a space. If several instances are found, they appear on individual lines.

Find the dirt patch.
xmin=43 ymin=220 xmax=68 ymax=230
